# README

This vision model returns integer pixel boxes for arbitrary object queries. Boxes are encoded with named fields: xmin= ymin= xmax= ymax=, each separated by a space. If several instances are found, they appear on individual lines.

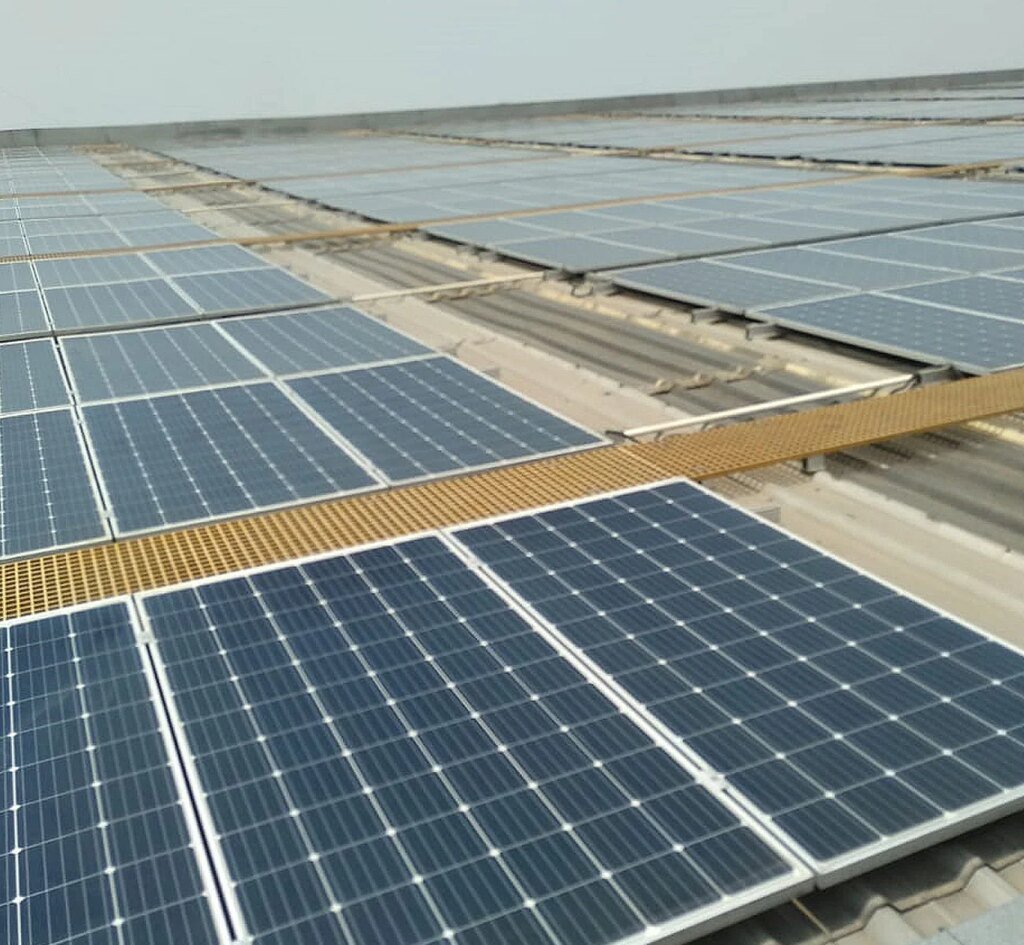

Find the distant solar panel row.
xmin=425 ymin=177 xmax=1024 ymax=273
xmin=0 ymin=245 xmax=331 ymax=339
xmin=0 ymin=306 xmax=600 ymax=557
xmin=613 ymin=216 xmax=1024 ymax=372
xmin=11 ymin=480 xmax=1024 ymax=945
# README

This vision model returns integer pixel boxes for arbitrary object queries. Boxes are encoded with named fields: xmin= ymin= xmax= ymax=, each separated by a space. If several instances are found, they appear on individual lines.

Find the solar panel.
xmin=760 ymin=293 xmax=1024 ymax=372
xmin=145 ymin=245 xmax=272 ymax=276
xmin=494 ymin=236 xmax=673 ymax=272
xmin=26 ymin=231 xmax=127 ymax=254
xmin=614 ymin=259 xmax=850 ymax=310
xmin=0 ymin=263 xmax=39 ymax=293
xmin=44 ymin=280 xmax=199 ymax=332
xmin=887 ymin=276 xmax=1024 ymax=320
xmin=0 ymin=290 xmax=50 ymax=339
xmin=453 ymin=480 xmax=1024 ymax=878
xmin=139 ymin=535 xmax=804 ymax=945
xmin=818 ymin=235 xmax=1024 ymax=273
xmin=172 ymin=269 xmax=331 ymax=315
xmin=0 ymin=408 xmax=106 ymax=558
xmin=3 ymin=601 xmax=223 ymax=944
xmin=598 ymin=227 xmax=757 ymax=257
xmin=121 ymin=224 xmax=218 ymax=247
xmin=911 ymin=222 xmax=1024 ymax=252
xmin=34 ymin=254 xmax=159 ymax=289
xmin=720 ymin=247 xmax=957 ymax=290
xmin=0 ymin=340 xmax=70 ymax=414
xmin=287 ymin=356 xmax=601 ymax=482
xmin=82 ymin=383 xmax=377 ymax=535
xmin=217 ymin=307 xmax=431 ymax=375
xmin=61 ymin=324 xmax=265 ymax=402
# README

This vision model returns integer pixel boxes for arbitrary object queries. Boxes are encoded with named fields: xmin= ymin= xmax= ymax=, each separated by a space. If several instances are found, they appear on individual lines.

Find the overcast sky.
xmin=3 ymin=0 xmax=1023 ymax=129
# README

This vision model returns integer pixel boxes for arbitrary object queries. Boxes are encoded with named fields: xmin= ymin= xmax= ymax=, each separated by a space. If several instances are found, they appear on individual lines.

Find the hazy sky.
xmin=3 ymin=0 xmax=1023 ymax=129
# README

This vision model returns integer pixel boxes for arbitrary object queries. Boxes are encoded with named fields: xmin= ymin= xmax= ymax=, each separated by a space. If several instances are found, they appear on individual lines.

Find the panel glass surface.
xmin=172 ymin=269 xmax=330 ymax=315
xmin=0 ymin=290 xmax=50 ymax=339
xmin=1 ymin=603 xmax=221 ymax=944
xmin=84 ymin=383 xmax=377 ymax=534
xmin=0 ymin=340 xmax=70 ymax=414
xmin=455 ymin=481 xmax=1024 ymax=872
xmin=288 ymin=356 xmax=601 ymax=482
xmin=142 ymin=536 xmax=799 ymax=945
xmin=44 ymin=280 xmax=199 ymax=331
xmin=0 ymin=409 xmax=106 ymax=558
xmin=61 ymin=324 xmax=265 ymax=402
xmin=218 ymin=307 xmax=431 ymax=375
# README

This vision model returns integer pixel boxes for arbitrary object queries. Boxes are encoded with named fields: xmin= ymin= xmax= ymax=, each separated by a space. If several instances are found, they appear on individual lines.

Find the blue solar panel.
xmin=61 ymin=324 xmax=264 ymax=402
xmin=141 ymin=535 xmax=802 ymax=945
xmin=760 ymin=293 xmax=1024 ymax=373
xmin=454 ymin=481 xmax=1024 ymax=876
xmin=172 ymin=269 xmax=330 ymax=314
xmin=0 ymin=290 xmax=50 ymax=339
xmin=0 ymin=409 xmax=107 ymax=558
xmin=287 ymin=356 xmax=601 ymax=482
xmin=2 ymin=602 xmax=221 ymax=944
xmin=0 ymin=340 xmax=69 ymax=414
xmin=44 ymin=280 xmax=199 ymax=332
xmin=218 ymin=307 xmax=430 ymax=375
xmin=83 ymin=383 xmax=377 ymax=535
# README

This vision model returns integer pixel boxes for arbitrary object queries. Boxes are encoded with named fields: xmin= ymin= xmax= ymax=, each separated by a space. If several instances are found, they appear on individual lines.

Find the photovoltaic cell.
xmin=217 ymin=307 xmax=431 ymax=375
xmin=1 ymin=602 xmax=221 ymax=945
xmin=454 ymin=481 xmax=1024 ymax=875
xmin=141 ymin=535 xmax=801 ymax=945
xmin=44 ymin=280 xmax=199 ymax=331
xmin=61 ymin=324 xmax=265 ymax=402
xmin=0 ymin=340 xmax=69 ymax=414
xmin=288 ymin=356 xmax=601 ymax=482
xmin=172 ymin=269 xmax=331 ymax=314
xmin=0 ymin=409 xmax=106 ymax=558
xmin=83 ymin=382 xmax=377 ymax=534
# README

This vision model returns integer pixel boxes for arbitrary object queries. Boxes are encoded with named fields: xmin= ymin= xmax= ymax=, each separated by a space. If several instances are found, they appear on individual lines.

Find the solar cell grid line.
xmin=60 ymin=323 xmax=267 ymax=403
xmin=451 ymin=479 xmax=1024 ymax=884
xmin=287 ymin=356 xmax=603 ymax=483
xmin=214 ymin=306 xmax=432 ymax=376
xmin=0 ymin=408 xmax=108 ymax=559
xmin=2 ymin=600 xmax=226 ymax=945
xmin=81 ymin=382 xmax=378 ymax=536
xmin=138 ymin=534 xmax=806 ymax=945
xmin=0 ymin=340 xmax=70 ymax=415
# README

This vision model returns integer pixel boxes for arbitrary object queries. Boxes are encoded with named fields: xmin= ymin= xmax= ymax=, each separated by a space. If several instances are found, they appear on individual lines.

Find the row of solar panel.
xmin=425 ymin=177 xmax=1024 ymax=273
xmin=0 ymin=245 xmax=331 ymax=339
xmin=9 ymin=479 xmax=1024 ymax=945
xmin=0 ymin=306 xmax=599 ymax=558
xmin=401 ymin=114 xmax=1024 ymax=168
xmin=0 ymin=191 xmax=166 ymax=222
xmin=0 ymin=209 xmax=217 ymax=257
xmin=612 ymin=217 xmax=1024 ymax=372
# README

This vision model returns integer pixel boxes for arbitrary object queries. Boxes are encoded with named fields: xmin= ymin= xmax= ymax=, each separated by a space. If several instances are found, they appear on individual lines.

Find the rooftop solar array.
xmin=0 ymin=147 xmax=126 ymax=194
xmin=0 ymin=245 xmax=331 ymax=339
xmin=11 ymin=478 xmax=1024 ymax=945
xmin=0 ymin=302 xmax=600 ymax=550
xmin=612 ymin=215 xmax=1024 ymax=372
xmin=425 ymin=176 xmax=1024 ymax=272
xmin=401 ymin=115 xmax=1024 ymax=168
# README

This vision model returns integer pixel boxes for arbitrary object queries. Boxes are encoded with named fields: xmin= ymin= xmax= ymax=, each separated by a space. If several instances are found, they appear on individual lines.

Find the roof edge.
xmin=3 ymin=65 xmax=1024 ymax=147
